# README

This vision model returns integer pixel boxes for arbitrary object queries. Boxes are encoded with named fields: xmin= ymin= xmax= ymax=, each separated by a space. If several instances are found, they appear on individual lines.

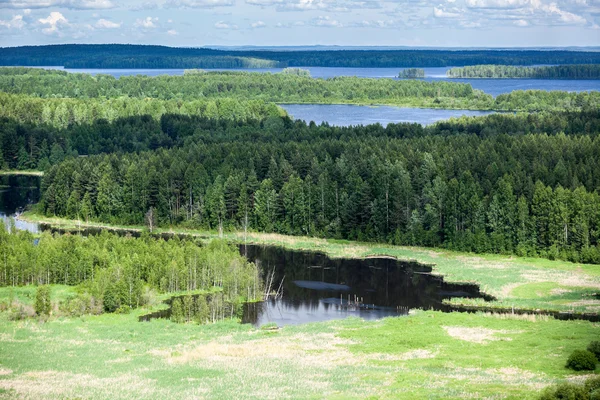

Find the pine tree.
xmin=171 ymin=298 xmax=184 ymax=323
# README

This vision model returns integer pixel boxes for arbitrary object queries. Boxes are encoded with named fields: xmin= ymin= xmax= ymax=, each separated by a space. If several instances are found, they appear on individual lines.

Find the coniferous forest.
xmin=2 ymin=44 xmax=600 ymax=68
xmin=1 ymin=67 xmax=600 ymax=264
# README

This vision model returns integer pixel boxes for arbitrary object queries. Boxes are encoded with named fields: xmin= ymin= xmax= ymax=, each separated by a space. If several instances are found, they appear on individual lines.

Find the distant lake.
xmin=279 ymin=104 xmax=495 ymax=127
xmin=37 ymin=66 xmax=600 ymax=97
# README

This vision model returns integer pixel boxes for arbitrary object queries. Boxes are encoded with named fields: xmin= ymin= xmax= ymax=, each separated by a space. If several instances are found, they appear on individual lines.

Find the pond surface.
xmin=279 ymin=104 xmax=495 ymax=127
xmin=0 ymin=175 xmax=40 ymax=233
xmin=37 ymin=66 xmax=600 ymax=97
xmin=239 ymin=244 xmax=490 ymax=327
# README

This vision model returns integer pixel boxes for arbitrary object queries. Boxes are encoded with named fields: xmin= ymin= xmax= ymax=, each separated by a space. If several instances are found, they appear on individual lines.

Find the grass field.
xmin=0 ymin=307 xmax=598 ymax=399
xmin=2 ymin=213 xmax=598 ymax=399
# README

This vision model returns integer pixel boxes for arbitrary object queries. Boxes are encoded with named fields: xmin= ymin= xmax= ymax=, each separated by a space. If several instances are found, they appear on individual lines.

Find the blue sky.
xmin=0 ymin=0 xmax=599 ymax=47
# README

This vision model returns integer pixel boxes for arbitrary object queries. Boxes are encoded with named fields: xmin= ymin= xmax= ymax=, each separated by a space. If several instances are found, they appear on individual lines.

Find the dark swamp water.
xmin=239 ymin=244 xmax=492 ymax=327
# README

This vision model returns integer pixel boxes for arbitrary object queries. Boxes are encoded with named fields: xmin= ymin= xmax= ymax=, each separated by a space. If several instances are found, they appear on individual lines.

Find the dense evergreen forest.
xmin=2 ymin=45 xmax=600 ymax=68
xmin=0 ymin=226 xmax=260 ymax=316
xmin=447 ymin=64 xmax=600 ymax=79
xmin=2 ymin=68 xmax=600 ymax=112
xmin=3 ymin=67 xmax=600 ymax=265
xmin=33 ymin=109 xmax=600 ymax=264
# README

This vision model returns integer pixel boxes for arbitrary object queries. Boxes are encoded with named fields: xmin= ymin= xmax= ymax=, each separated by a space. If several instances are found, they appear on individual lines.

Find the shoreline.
xmin=19 ymin=211 xmax=600 ymax=315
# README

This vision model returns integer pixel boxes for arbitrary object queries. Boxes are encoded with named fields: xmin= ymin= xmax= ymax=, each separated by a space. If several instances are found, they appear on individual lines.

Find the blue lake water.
xmin=38 ymin=66 xmax=600 ymax=97
xmin=279 ymin=104 xmax=495 ymax=127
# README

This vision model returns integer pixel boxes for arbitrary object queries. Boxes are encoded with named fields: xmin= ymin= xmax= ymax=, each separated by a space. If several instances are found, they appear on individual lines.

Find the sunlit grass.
xmin=0 ymin=310 xmax=597 ymax=399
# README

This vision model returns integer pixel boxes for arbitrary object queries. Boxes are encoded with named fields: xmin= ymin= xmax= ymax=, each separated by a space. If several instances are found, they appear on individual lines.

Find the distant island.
xmin=447 ymin=64 xmax=600 ymax=79
xmin=398 ymin=68 xmax=425 ymax=79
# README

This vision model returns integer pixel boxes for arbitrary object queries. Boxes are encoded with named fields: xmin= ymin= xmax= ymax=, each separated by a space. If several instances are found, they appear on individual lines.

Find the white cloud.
xmin=311 ymin=15 xmax=343 ymax=26
xmin=251 ymin=20 xmax=266 ymax=28
xmin=94 ymin=18 xmax=120 ymax=28
xmin=134 ymin=16 xmax=158 ymax=28
xmin=544 ymin=2 xmax=587 ymax=23
xmin=433 ymin=4 xmax=461 ymax=16
xmin=245 ymin=0 xmax=380 ymax=11
xmin=38 ymin=10 xmax=68 ymax=34
xmin=353 ymin=19 xmax=405 ymax=28
xmin=167 ymin=28 xmax=178 ymax=34
xmin=514 ymin=18 xmax=529 ymax=24
xmin=214 ymin=20 xmax=237 ymax=28
xmin=466 ymin=0 xmax=529 ymax=8
xmin=165 ymin=0 xmax=234 ymax=8
xmin=0 ymin=14 xmax=24 ymax=29
xmin=0 ymin=0 xmax=115 ymax=9
xmin=129 ymin=1 xmax=159 ymax=11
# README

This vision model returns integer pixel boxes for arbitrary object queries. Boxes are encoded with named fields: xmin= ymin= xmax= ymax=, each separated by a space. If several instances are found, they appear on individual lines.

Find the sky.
xmin=0 ymin=0 xmax=599 ymax=47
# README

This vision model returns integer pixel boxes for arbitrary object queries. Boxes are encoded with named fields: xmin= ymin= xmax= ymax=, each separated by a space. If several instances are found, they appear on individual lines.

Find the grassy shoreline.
xmin=0 ymin=170 xmax=44 ymax=177
xmin=19 ymin=211 xmax=600 ymax=313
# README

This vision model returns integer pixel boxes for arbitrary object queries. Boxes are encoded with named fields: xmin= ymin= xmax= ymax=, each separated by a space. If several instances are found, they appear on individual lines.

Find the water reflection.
xmin=240 ymin=244 xmax=491 ymax=327
xmin=0 ymin=175 xmax=40 ymax=233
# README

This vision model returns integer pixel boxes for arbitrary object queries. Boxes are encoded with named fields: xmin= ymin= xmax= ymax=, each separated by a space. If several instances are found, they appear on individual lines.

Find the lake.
xmin=279 ymin=104 xmax=495 ymax=127
xmin=39 ymin=66 xmax=600 ymax=97
xmin=0 ymin=175 xmax=40 ymax=234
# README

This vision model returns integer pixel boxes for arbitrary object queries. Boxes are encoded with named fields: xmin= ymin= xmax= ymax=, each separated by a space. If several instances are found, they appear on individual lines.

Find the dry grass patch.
xmin=0 ymin=368 xmax=13 ymax=375
xmin=150 ymin=332 xmax=362 ymax=368
xmin=443 ymin=326 xmax=522 ymax=344
xmin=0 ymin=370 xmax=160 ymax=399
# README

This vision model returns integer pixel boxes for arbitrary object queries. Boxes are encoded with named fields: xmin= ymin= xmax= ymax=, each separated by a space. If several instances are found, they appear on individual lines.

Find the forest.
xmin=0 ymin=225 xmax=260 ymax=317
xmin=447 ymin=64 xmax=600 ymax=79
xmin=398 ymin=68 xmax=425 ymax=79
xmin=2 ymin=44 xmax=600 ymax=68
xmin=32 ymin=109 xmax=600 ymax=264
xmin=1 ymin=68 xmax=600 ymax=112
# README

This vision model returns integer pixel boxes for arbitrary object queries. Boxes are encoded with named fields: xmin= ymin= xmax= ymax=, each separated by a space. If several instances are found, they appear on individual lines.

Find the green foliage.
xmin=566 ymin=350 xmax=597 ymax=371
xmin=539 ymin=383 xmax=588 ymax=400
xmin=586 ymin=377 xmax=600 ymax=396
xmin=281 ymin=67 xmax=310 ymax=77
xmin=171 ymin=297 xmax=184 ymax=323
xmin=398 ymin=68 xmax=425 ymax=79
xmin=33 ymin=285 xmax=51 ymax=316
xmin=195 ymin=295 xmax=209 ymax=324
xmin=540 ymin=376 xmax=600 ymax=400
xmin=36 ymin=110 xmax=600 ymax=264
xmin=587 ymin=341 xmax=600 ymax=359
xmin=448 ymin=64 xmax=600 ymax=79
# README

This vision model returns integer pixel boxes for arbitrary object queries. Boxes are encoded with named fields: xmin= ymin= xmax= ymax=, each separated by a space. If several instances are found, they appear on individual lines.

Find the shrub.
xmin=586 ymin=377 xmax=600 ymax=395
xmin=566 ymin=350 xmax=598 ymax=371
xmin=34 ymin=285 xmax=51 ymax=316
xmin=588 ymin=341 xmax=600 ymax=360
xmin=539 ymin=383 xmax=588 ymax=400
xmin=590 ymin=389 xmax=600 ymax=400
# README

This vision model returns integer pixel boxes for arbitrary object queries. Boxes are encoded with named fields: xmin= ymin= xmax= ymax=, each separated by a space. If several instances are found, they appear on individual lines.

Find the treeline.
xmin=2 ymin=44 xmax=600 ymax=68
xmin=0 ymin=226 xmax=261 ymax=313
xmin=3 ymin=68 xmax=600 ymax=112
xmin=0 ymin=92 xmax=282 ymax=127
xmin=447 ymin=64 xmax=600 ymax=79
xmin=399 ymin=69 xmax=425 ymax=79
xmin=38 ymin=113 xmax=600 ymax=263
xmin=3 ymin=99 xmax=599 ymax=171
xmin=0 ymin=68 xmax=489 ymax=110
